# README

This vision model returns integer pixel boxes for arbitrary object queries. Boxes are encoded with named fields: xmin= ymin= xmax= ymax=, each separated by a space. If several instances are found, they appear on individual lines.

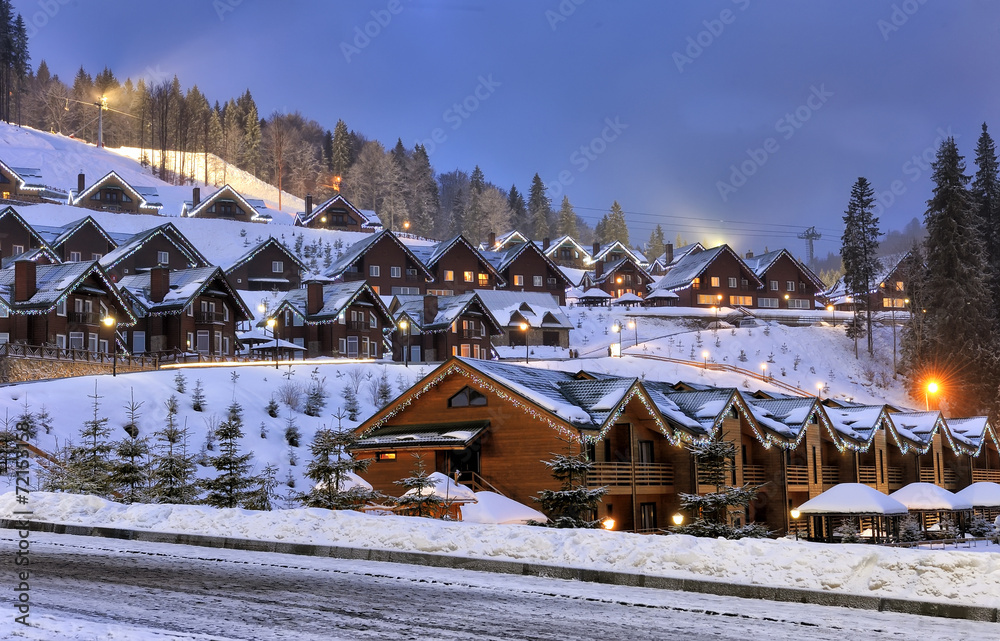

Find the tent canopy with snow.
xmin=796 ymin=483 xmax=908 ymax=543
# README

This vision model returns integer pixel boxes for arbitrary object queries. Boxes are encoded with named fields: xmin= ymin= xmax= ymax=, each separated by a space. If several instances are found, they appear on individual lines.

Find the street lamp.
xmin=671 ymin=513 xmax=684 ymax=526
xmin=519 ymin=321 xmax=529 ymax=364
xmin=816 ymin=381 xmax=823 ymax=398
xmin=790 ymin=508 xmax=801 ymax=541
xmin=627 ymin=319 xmax=636 ymax=347
xmin=827 ymin=304 xmax=835 ymax=325
xmin=784 ymin=293 xmax=790 ymax=308
xmin=702 ymin=350 xmax=709 ymax=369
xmin=925 ymin=381 xmax=938 ymax=411
xmin=398 ymin=318 xmax=410 ymax=368
xmin=761 ymin=362 xmax=767 ymax=380
xmin=611 ymin=321 xmax=622 ymax=357
xmin=266 ymin=317 xmax=278 ymax=369
xmin=102 ymin=315 xmax=117 ymax=377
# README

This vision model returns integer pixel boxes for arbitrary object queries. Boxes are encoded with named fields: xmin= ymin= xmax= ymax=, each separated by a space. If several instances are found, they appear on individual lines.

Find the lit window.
xmin=696 ymin=294 xmax=717 ymax=305
xmin=710 ymin=276 xmax=720 ymax=288
xmin=478 ymin=273 xmax=489 ymax=287
xmin=463 ymin=271 xmax=474 ymax=282
xmin=377 ymin=452 xmax=396 ymax=461
xmin=444 ymin=270 xmax=454 ymax=282
xmin=729 ymin=295 xmax=753 ymax=306
xmin=514 ymin=275 xmax=524 ymax=286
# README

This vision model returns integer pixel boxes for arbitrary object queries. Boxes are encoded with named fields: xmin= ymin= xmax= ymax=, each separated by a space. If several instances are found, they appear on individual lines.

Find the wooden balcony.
xmin=919 ymin=468 xmax=936 ymax=483
xmin=69 ymin=311 xmax=101 ymax=324
xmin=888 ymin=466 xmax=904 ymax=490
xmin=196 ymin=312 xmax=226 ymax=324
xmin=742 ymin=464 xmax=767 ymax=486
xmin=786 ymin=465 xmax=808 ymax=487
xmin=972 ymin=469 xmax=1000 ymax=483
xmin=821 ymin=466 xmax=840 ymax=486
xmin=859 ymin=465 xmax=877 ymax=486
xmin=943 ymin=468 xmax=959 ymax=490
xmin=587 ymin=462 xmax=673 ymax=494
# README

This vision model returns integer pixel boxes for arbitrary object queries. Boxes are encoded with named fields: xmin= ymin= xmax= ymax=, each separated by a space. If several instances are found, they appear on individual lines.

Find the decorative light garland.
xmin=227 ymin=237 xmax=305 ymax=274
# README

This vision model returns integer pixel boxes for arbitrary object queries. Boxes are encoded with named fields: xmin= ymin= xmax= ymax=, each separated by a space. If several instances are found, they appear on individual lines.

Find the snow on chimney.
xmin=306 ymin=280 xmax=323 ymax=316
xmin=746 ymin=250 xmax=754 ymax=259
xmin=192 ymin=187 xmax=201 ymax=208
xmin=14 ymin=259 xmax=36 ymax=302
xmin=149 ymin=264 xmax=170 ymax=303
xmin=77 ymin=172 xmax=85 ymax=195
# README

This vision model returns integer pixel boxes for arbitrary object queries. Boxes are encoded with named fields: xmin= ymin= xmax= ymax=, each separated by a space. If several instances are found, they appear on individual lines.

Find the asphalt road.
xmin=2 ymin=532 xmax=993 ymax=640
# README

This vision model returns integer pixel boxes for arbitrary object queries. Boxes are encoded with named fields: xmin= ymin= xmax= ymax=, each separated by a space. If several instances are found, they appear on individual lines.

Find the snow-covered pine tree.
xmin=556 ymin=195 xmax=578 ymax=238
xmin=70 ymin=383 xmax=116 ymax=498
xmin=972 ymin=123 xmax=1000 ymax=312
xmin=508 ymin=184 xmax=529 ymax=234
xmin=113 ymin=389 xmax=149 ymax=503
xmin=647 ymin=224 xmax=666 ymax=263
xmin=174 ymin=371 xmax=187 ymax=393
xmin=531 ymin=440 xmax=607 ymax=528
xmin=304 ymin=368 xmax=327 ymax=417
xmin=840 ymin=176 xmax=881 ymax=357
xmin=36 ymin=404 xmax=53 ymax=435
xmin=921 ymin=137 xmax=997 ymax=416
xmin=671 ymin=438 xmax=770 ymax=539
xmin=202 ymin=400 xmax=255 ymax=508
xmin=152 ymin=395 xmax=198 ymax=504
xmin=243 ymin=463 xmax=278 ymax=511
xmin=394 ymin=455 xmax=443 ymax=518
xmin=191 ymin=379 xmax=206 ymax=412
xmin=16 ymin=396 xmax=36 ymax=441
xmin=301 ymin=423 xmax=375 ymax=510
xmin=528 ymin=173 xmax=551 ymax=239
xmin=897 ymin=514 xmax=923 ymax=542
xmin=265 ymin=395 xmax=279 ymax=418
xmin=342 ymin=383 xmax=360 ymax=421
xmin=376 ymin=368 xmax=393 ymax=408
xmin=284 ymin=409 xmax=301 ymax=447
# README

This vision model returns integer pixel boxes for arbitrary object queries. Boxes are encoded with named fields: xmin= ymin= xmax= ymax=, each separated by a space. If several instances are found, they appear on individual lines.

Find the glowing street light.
xmin=611 ymin=321 xmax=623 ymax=357
xmin=790 ymin=508 xmax=802 ymax=541
xmin=520 ymin=321 xmax=530 ymax=364
xmin=926 ymin=381 xmax=939 ymax=411
xmin=702 ymin=350 xmax=709 ymax=369
xmin=627 ymin=319 xmax=637 ymax=347
xmin=398 ymin=319 xmax=410 ymax=368
xmin=103 ymin=315 xmax=117 ymax=377
xmin=602 ymin=518 xmax=615 ymax=530
xmin=671 ymin=513 xmax=684 ymax=526
xmin=816 ymin=381 xmax=823 ymax=398
xmin=761 ymin=362 xmax=767 ymax=380
xmin=266 ymin=317 xmax=278 ymax=369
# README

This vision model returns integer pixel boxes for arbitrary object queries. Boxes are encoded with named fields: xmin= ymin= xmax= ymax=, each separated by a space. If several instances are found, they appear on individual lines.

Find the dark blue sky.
xmin=14 ymin=0 xmax=1000 ymax=257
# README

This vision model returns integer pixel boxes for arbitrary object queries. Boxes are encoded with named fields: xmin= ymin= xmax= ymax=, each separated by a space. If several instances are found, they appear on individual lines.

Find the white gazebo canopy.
xmin=889 ymin=482 xmax=972 ymax=511
xmin=461 ymin=491 xmax=547 ymax=525
xmin=402 ymin=472 xmax=477 ymax=502
xmin=954 ymin=482 xmax=1000 ymax=508
xmin=797 ymin=483 xmax=908 ymax=515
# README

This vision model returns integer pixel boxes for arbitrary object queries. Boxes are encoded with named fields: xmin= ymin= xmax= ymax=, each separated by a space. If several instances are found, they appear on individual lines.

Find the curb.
xmin=3 ymin=519 xmax=996 ymax=623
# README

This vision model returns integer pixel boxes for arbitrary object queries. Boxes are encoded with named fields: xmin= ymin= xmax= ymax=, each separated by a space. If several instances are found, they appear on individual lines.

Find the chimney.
xmin=488 ymin=232 xmax=496 ymax=248
xmin=746 ymin=250 xmax=754 ymax=259
xmin=595 ymin=261 xmax=604 ymax=279
xmin=77 ymin=172 xmax=85 ymax=195
xmin=192 ymin=187 xmax=201 ymax=207
xmin=423 ymin=294 xmax=439 ymax=323
xmin=543 ymin=237 xmax=550 ymax=251
xmin=149 ymin=264 xmax=170 ymax=303
xmin=305 ymin=194 xmax=313 ymax=216
xmin=306 ymin=280 xmax=323 ymax=316
xmin=665 ymin=243 xmax=674 ymax=264
xmin=14 ymin=259 xmax=36 ymax=302
xmin=593 ymin=241 xmax=600 ymax=258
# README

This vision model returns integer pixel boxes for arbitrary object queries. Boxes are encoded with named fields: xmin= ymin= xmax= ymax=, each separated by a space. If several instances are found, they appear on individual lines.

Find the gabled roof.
xmin=224 ymin=237 xmax=307 ymax=277
xmin=744 ymin=249 xmax=826 ymax=290
xmin=99 ymin=223 xmax=210 ymax=272
xmin=70 ymin=171 xmax=163 ymax=212
xmin=391 ymin=292 xmax=503 ymax=334
xmin=823 ymin=404 xmax=889 ymax=448
xmin=0 ymin=206 xmax=48 ymax=249
xmin=34 ymin=215 xmax=118 ymax=252
xmin=824 ymin=251 xmax=910 ymax=302
xmin=493 ymin=230 xmax=529 ymax=248
xmin=741 ymin=394 xmax=824 ymax=445
xmin=587 ymin=255 xmax=654 ymax=286
xmin=0 ymin=260 xmax=136 ymax=325
xmin=541 ymin=235 xmax=591 ymax=260
xmin=592 ymin=240 xmax=646 ymax=266
xmin=275 ymin=280 xmax=391 ymax=324
xmin=118 ymin=266 xmax=251 ymax=320
xmin=413 ymin=235 xmax=504 ymax=285
xmin=324 ymin=230 xmax=434 ymax=281
xmin=0 ymin=161 xmax=68 ymax=200
xmin=294 ymin=193 xmax=381 ymax=228
xmin=482 ymin=239 xmax=572 ymax=288
xmin=651 ymin=244 xmax=763 ymax=293
xmin=473 ymin=289 xmax=573 ymax=329
xmin=882 ymin=410 xmax=945 ymax=455
xmin=0 ymin=245 xmax=60 ymax=269
xmin=183 ymin=184 xmax=266 ymax=222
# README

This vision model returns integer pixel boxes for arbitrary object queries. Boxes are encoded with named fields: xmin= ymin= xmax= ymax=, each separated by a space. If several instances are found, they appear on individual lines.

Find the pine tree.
xmin=241 ymin=101 xmax=261 ymax=176
xmin=647 ymin=224 xmax=666 ymax=262
xmin=35 ymin=404 xmax=52 ymax=435
xmin=394 ymin=455 xmax=443 ymax=518
xmin=532 ymin=441 xmax=607 ymax=528
xmin=972 ymin=123 xmax=1000 ymax=313
xmin=556 ymin=196 xmax=578 ymax=238
xmin=508 ymin=184 xmax=529 ymax=234
xmin=203 ymin=400 xmax=255 ymax=508
xmin=16 ymin=396 xmax=36 ymax=441
xmin=304 ymin=368 xmax=327 ymax=417
xmin=331 ymin=118 xmax=352 ymax=178
xmin=463 ymin=165 xmax=487 ymax=242
xmin=112 ymin=431 xmax=150 ymax=504
xmin=243 ymin=463 xmax=278 ymax=511
xmin=899 ymin=243 xmax=928 ymax=386
xmin=301 ymin=424 xmax=375 ymax=510
xmin=598 ymin=201 xmax=630 ymax=246
xmin=920 ymin=137 xmax=997 ymax=416
xmin=69 ymin=383 xmax=115 ymax=498
xmin=284 ymin=410 xmax=301 ymax=447
xmin=152 ymin=395 xmax=198 ymax=504
xmin=174 ymin=371 xmax=187 ymax=393
xmin=407 ymin=144 xmax=439 ymax=236
xmin=191 ymin=379 xmax=206 ymax=412
xmin=528 ymin=174 xmax=551 ymax=239
xmin=342 ymin=384 xmax=360 ymax=421
xmin=671 ymin=439 xmax=770 ymax=539
xmin=376 ymin=368 xmax=393 ymax=408
xmin=840 ymin=177 xmax=881 ymax=357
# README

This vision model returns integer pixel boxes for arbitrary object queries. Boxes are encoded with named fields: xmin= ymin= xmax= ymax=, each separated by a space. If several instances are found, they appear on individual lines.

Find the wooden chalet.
xmin=474 ymin=289 xmax=573 ymax=349
xmin=744 ymin=249 xmax=825 ymax=311
xmin=648 ymin=243 xmax=705 ymax=277
xmin=182 ymin=185 xmax=268 ymax=223
xmin=34 ymin=216 xmax=117 ymax=263
xmin=294 ymin=193 xmax=381 ymax=232
xmin=117 ymin=266 xmax=250 ymax=357
xmin=647 ymin=244 xmax=763 ymax=308
xmin=825 ymin=252 xmax=910 ymax=312
xmin=70 ymin=171 xmax=163 ymax=214
xmin=324 ymin=230 xmax=433 ymax=296
xmin=581 ymin=255 xmax=654 ymax=300
xmin=412 ymin=235 xmax=503 ymax=296
xmin=225 ymin=237 xmax=307 ymax=291
xmin=271 ymin=280 xmax=393 ymax=358
xmin=0 ymin=259 xmax=135 ymax=352
xmin=542 ymin=235 xmax=591 ymax=269
xmin=0 ymin=206 xmax=47 ymax=263
xmin=0 ymin=161 xmax=67 ymax=204
xmin=591 ymin=240 xmax=647 ymax=269
xmin=487 ymin=230 xmax=529 ymax=252
xmin=389 ymin=292 xmax=503 ymax=363
xmin=99 ymin=223 xmax=211 ymax=282
xmin=484 ymin=240 xmax=571 ymax=305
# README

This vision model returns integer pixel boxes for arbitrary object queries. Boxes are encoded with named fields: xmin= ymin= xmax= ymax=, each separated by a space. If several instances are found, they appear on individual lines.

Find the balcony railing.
xmin=888 ymin=466 xmax=904 ymax=488
xmin=460 ymin=329 xmax=482 ymax=339
xmin=342 ymin=271 xmax=365 ymax=281
xmin=943 ymin=468 xmax=959 ymax=489
xmin=972 ymin=469 xmax=1000 ymax=483
xmin=858 ymin=465 xmax=877 ymax=485
xmin=587 ymin=462 xmax=673 ymax=488
xmin=821 ymin=466 xmax=840 ymax=485
xmin=405 ymin=272 xmax=420 ymax=282
xmin=919 ymin=468 xmax=936 ymax=483
xmin=742 ymin=464 xmax=767 ymax=485
xmin=786 ymin=465 xmax=808 ymax=486
xmin=196 ymin=312 xmax=226 ymax=324
xmin=69 ymin=311 xmax=101 ymax=324
xmin=347 ymin=320 xmax=369 ymax=331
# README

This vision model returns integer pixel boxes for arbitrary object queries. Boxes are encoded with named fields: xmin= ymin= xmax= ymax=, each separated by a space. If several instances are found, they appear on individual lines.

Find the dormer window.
xmin=448 ymin=386 xmax=487 ymax=408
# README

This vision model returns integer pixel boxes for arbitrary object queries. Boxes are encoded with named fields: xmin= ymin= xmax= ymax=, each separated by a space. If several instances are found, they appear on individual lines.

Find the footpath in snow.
xmin=3 ymin=491 xmax=1000 ymax=610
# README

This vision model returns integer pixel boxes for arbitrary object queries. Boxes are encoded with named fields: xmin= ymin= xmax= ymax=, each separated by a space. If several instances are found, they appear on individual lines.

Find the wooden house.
xmin=484 ymin=240 xmax=571 ymax=305
xmin=182 ymin=185 xmax=267 ymax=223
xmin=648 ymin=243 xmax=705 ymax=277
xmin=270 ymin=280 xmax=393 ymax=358
xmin=647 ymin=244 xmax=762 ymax=308
xmin=744 ymin=249 xmax=825 ymax=311
xmin=224 ymin=237 xmax=307 ymax=291
xmin=542 ymin=235 xmax=591 ymax=269
xmin=474 ymin=290 xmax=573 ymax=349
xmin=99 ymin=223 xmax=211 ymax=282
xmin=412 ymin=235 xmax=503 ymax=296
xmin=0 ymin=161 xmax=67 ymax=204
xmin=294 ymin=193 xmax=381 ymax=232
xmin=70 ymin=171 xmax=163 ymax=214
xmin=0 ymin=259 xmax=135 ymax=352
xmin=34 ymin=216 xmax=117 ymax=263
xmin=389 ymin=292 xmax=503 ymax=363
xmin=591 ymin=240 xmax=646 ymax=269
xmin=824 ymin=252 xmax=910 ymax=312
xmin=0 ymin=206 xmax=47 ymax=262
xmin=580 ymin=255 xmax=654 ymax=300
xmin=324 ymin=230 xmax=433 ymax=296
xmin=117 ymin=266 xmax=250 ymax=357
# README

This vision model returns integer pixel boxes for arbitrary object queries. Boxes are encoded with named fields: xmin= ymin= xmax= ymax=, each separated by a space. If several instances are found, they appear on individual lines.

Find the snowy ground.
xmin=3 ymin=491 xmax=999 ymax=610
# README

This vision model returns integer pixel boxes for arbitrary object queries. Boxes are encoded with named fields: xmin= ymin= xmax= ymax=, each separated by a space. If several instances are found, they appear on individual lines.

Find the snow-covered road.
xmin=2 ymin=532 xmax=995 ymax=640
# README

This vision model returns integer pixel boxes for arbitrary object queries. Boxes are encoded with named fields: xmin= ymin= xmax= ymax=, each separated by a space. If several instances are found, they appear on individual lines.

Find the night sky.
xmin=13 ymin=0 xmax=1000 ymax=257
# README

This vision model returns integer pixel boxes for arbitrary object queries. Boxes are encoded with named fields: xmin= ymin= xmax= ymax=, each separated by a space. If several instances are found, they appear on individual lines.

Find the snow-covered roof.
xmin=824 ymin=251 xmax=909 ymax=303
xmin=741 ymin=395 xmax=818 ymax=441
xmin=0 ymin=260 xmax=136 ymax=324
xmin=473 ymin=289 xmax=573 ymax=329
xmin=889 ymin=482 xmax=972 ymax=511
xmin=651 ymin=244 xmax=762 ymax=293
xmin=588 ymin=255 xmax=654 ymax=287
xmin=480 ymin=240 xmax=571 ymax=288
xmin=0 ymin=159 xmax=68 ymax=200
xmin=118 ymin=266 xmax=250 ymax=320
xmin=592 ymin=240 xmax=645 ymax=266
xmin=797 ymin=483 xmax=909 ymax=515
xmin=354 ymin=421 xmax=490 ymax=451
xmin=613 ymin=292 xmax=644 ymax=304
xmin=823 ymin=404 xmax=888 ymax=445
xmin=402 ymin=472 xmax=478 ymax=502
xmin=953 ymin=482 xmax=1000 ymax=508
xmin=70 ymin=170 xmax=163 ymax=212
xmin=412 ymin=235 xmax=503 ymax=284
xmin=392 ymin=292 xmax=502 ymax=334
xmin=462 ymin=491 xmax=547 ymax=525
xmin=34 ymin=215 xmax=118 ymax=252
xmin=743 ymin=249 xmax=826 ymax=290
xmin=99 ymin=223 xmax=210 ymax=272
xmin=224 ymin=236 xmax=306 ymax=275
xmin=324 ymin=230 xmax=433 ymax=281
xmin=183 ymin=184 xmax=268 ymax=222
xmin=0 ymin=206 xmax=48 ymax=248
xmin=579 ymin=287 xmax=612 ymax=299
xmin=558 ymin=266 xmax=589 ymax=288
xmin=294 ymin=193 xmax=381 ymax=229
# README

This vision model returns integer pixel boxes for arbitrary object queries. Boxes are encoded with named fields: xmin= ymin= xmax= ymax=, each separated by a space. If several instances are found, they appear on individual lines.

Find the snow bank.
xmin=4 ymin=491 xmax=1000 ymax=608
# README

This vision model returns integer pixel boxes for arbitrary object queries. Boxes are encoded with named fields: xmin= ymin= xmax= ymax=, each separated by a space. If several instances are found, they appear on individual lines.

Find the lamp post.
xmin=519 ymin=321 xmax=529 ymax=364
xmin=612 ymin=321 xmax=622 ymax=357
xmin=761 ymin=362 xmax=767 ymax=380
xmin=827 ymin=304 xmax=835 ymax=325
xmin=627 ymin=319 xmax=637 ymax=347
xmin=267 ymin=317 xmax=278 ymax=369
xmin=816 ymin=381 xmax=823 ymax=399
xmin=925 ymin=381 xmax=938 ymax=411
xmin=399 ymin=319 xmax=409 ymax=368
xmin=790 ymin=508 xmax=801 ymax=541
xmin=702 ymin=350 xmax=709 ymax=369
xmin=671 ymin=513 xmax=684 ymax=527
xmin=784 ymin=293 xmax=790 ymax=308
xmin=102 ymin=315 xmax=117 ymax=377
